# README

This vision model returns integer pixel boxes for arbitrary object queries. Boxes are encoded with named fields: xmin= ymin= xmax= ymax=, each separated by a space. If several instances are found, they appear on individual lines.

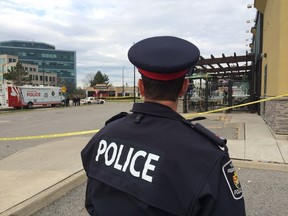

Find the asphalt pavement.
xmin=30 ymin=165 xmax=288 ymax=216
xmin=0 ymin=107 xmax=288 ymax=216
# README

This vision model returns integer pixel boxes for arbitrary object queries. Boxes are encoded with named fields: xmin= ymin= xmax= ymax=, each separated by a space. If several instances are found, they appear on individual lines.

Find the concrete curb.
xmin=1 ymin=170 xmax=86 ymax=216
xmin=232 ymin=159 xmax=288 ymax=172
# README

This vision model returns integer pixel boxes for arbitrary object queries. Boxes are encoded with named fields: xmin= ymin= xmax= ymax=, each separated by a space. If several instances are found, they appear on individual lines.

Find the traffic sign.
xmin=61 ymin=86 xmax=67 ymax=93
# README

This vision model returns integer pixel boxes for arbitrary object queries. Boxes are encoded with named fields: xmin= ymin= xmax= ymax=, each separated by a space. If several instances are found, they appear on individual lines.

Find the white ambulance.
xmin=1 ymin=85 xmax=64 ymax=109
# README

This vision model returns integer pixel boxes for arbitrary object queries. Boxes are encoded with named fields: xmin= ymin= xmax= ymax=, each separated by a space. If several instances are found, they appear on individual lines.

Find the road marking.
xmin=1 ymin=93 xmax=287 ymax=142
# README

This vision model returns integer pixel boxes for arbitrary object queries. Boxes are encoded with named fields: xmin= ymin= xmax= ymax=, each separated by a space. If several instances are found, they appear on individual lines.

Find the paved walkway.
xmin=199 ymin=113 xmax=288 ymax=163
xmin=0 ymin=113 xmax=287 ymax=216
xmin=228 ymin=113 xmax=288 ymax=163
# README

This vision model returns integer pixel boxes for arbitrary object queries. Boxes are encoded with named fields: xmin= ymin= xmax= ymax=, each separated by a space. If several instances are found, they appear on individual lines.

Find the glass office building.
xmin=0 ymin=40 xmax=76 ymax=88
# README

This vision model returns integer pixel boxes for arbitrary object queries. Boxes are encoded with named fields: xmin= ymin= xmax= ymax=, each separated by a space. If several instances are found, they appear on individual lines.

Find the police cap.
xmin=128 ymin=36 xmax=200 ymax=81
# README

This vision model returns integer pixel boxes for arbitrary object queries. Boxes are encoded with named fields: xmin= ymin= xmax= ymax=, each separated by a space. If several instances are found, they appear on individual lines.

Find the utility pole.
xmin=133 ymin=65 xmax=136 ymax=102
xmin=42 ymin=60 xmax=45 ymax=85
xmin=122 ymin=66 xmax=125 ymax=96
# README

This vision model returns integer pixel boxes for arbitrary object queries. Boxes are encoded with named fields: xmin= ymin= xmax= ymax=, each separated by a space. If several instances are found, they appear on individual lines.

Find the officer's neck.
xmin=144 ymin=99 xmax=178 ymax=111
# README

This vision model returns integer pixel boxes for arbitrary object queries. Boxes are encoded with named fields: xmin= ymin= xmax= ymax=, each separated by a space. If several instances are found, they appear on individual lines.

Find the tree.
xmin=83 ymin=72 xmax=95 ymax=88
xmin=90 ymin=71 xmax=109 ymax=87
xmin=75 ymin=87 xmax=86 ymax=98
xmin=3 ymin=62 xmax=31 ymax=86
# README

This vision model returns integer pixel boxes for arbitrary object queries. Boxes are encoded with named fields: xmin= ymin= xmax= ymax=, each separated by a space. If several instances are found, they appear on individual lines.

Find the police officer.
xmin=81 ymin=36 xmax=246 ymax=216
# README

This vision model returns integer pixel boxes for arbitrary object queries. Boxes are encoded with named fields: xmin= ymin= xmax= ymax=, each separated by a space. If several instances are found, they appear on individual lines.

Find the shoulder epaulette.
xmin=105 ymin=112 xmax=128 ymax=125
xmin=182 ymin=119 xmax=227 ymax=150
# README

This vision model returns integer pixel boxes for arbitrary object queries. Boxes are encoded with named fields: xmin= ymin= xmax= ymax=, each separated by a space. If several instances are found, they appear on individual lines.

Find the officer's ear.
xmin=179 ymin=78 xmax=189 ymax=97
xmin=138 ymin=79 xmax=145 ymax=97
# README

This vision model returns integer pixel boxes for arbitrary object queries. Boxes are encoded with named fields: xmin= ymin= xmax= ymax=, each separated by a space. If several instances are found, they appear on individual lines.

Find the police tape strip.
xmin=0 ymin=129 xmax=99 ymax=141
xmin=183 ymin=93 xmax=288 ymax=118
xmin=1 ymin=93 xmax=288 ymax=141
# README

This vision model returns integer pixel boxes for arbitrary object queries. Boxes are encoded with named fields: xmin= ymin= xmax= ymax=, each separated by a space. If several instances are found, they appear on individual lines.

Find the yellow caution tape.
xmin=0 ymin=129 xmax=99 ymax=141
xmin=1 ymin=93 xmax=287 ymax=141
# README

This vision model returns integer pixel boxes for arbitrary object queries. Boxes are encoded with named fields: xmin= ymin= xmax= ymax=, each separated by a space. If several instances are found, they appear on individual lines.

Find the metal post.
xmin=183 ymin=92 xmax=187 ymax=113
xmin=133 ymin=65 xmax=136 ymax=102
xmin=132 ymin=42 xmax=136 ymax=102
xmin=42 ymin=60 xmax=45 ymax=85
xmin=205 ymin=79 xmax=209 ymax=111
xmin=228 ymin=80 xmax=233 ymax=113
xmin=122 ymin=66 xmax=125 ymax=96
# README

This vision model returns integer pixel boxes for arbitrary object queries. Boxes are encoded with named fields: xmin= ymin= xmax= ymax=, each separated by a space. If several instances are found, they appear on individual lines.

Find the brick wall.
xmin=261 ymin=97 xmax=288 ymax=135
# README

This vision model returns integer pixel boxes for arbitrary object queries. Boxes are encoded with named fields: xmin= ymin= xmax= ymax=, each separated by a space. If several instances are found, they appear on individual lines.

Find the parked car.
xmin=80 ymin=99 xmax=86 ymax=105
xmin=83 ymin=97 xmax=105 ymax=105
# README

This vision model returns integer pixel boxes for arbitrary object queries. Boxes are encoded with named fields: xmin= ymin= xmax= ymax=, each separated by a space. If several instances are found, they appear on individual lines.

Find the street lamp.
xmin=42 ymin=60 xmax=45 ymax=85
xmin=133 ymin=64 xmax=136 ymax=102
xmin=247 ymin=4 xmax=254 ymax=8
xmin=122 ymin=66 xmax=125 ymax=96
xmin=132 ymin=42 xmax=136 ymax=102
xmin=246 ymin=19 xmax=255 ymax=23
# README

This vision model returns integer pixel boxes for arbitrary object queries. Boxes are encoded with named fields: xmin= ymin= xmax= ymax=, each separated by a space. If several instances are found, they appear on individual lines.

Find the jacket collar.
xmin=131 ymin=102 xmax=185 ymax=122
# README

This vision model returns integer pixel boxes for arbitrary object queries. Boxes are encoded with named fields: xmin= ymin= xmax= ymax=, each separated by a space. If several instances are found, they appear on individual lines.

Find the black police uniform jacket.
xmin=81 ymin=102 xmax=246 ymax=216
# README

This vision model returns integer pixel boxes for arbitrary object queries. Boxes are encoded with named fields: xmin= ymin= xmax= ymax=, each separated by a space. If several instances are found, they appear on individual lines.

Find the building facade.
xmin=86 ymin=84 xmax=139 ymax=98
xmin=253 ymin=0 xmax=288 ymax=136
xmin=0 ymin=54 xmax=58 ymax=87
xmin=0 ymin=40 xmax=76 ymax=89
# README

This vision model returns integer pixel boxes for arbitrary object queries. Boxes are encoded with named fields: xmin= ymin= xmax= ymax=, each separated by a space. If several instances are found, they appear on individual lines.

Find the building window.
xmin=35 ymin=75 xmax=38 ymax=81
xmin=42 ymin=53 xmax=57 ymax=58
xmin=40 ymin=76 xmax=43 ymax=81
xmin=18 ymin=52 xmax=27 ymax=56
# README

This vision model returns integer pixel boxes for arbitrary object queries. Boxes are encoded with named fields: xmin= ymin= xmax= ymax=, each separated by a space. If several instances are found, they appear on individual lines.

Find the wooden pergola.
xmin=193 ymin=53 xmax=255 ymax=80
xmin=183 ymin=52 xmax=257 ymax=113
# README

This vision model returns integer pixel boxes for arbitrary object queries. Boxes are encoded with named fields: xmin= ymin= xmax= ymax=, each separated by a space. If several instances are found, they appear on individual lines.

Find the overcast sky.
xmin=0 ymin=0 xmax=256 ymax=87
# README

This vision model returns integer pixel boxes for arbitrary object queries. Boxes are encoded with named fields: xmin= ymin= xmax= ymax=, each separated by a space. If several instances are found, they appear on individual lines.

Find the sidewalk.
xmin=228 ymin=113 xmax=288 ymax=163
xmin=0 ymin=113 xmax=288 ymax=216
xmin=0 ymin=137 xmax=90 ymax=216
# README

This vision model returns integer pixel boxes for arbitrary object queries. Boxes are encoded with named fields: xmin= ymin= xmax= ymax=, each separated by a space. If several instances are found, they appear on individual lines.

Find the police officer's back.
xmin=81 ymin=36 xmax=246 ymax=216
